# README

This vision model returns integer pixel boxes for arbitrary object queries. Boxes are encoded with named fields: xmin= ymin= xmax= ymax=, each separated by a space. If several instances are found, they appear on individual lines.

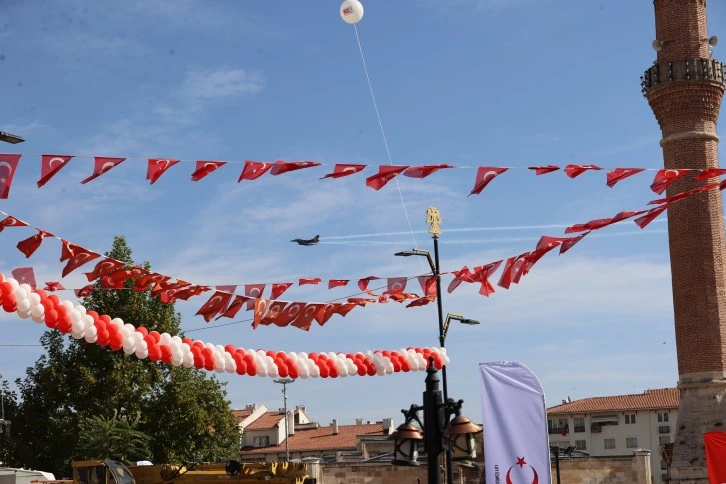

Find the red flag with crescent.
xmin=11 ymin=267 xmax=36 ymax=289
xmin=61 ymin=244 xmax=100 ymax=277
xmin=270 ymin=160 xmax=321 ymax=175
xmin=299 ymin=277 xmax=321 ymax=286
xmin=146 ymin=158 xmax=180 ymax=185
xmin=417 ymin=275 xmax=437 ymax=297
xmin=217 ymin=295 xmax=252 ymax=319
xmin=244 ymin=284 xmax=266 ymax=309
xmin=291 ymin=303 xmax=327 ymax=331
xmin=403 ymin=164 xmax=454 ymax=178
xmin=320 ymin=164 xmax=367 ymax=179
xmin=17 ymin=230 xmax=53 ymax=258
xmin=472 ymin=261 xmax=503 ymax=297
xmin=271 ymin=301 xmax=305 ymax=327
xmin=648 ymin=182 xmax=719 ymax=205
xmin=0 ymin=215 xmax=27 ymax=232
xmin=528 ymin=165 xmax=559 ymax=175
xmin=469 ymin=167 xmax=508 ymax=196
xmin=358 ymin=276 xmax=380 ymax=291
xmin=80 ymin=157 xmax=125 ymax=184
xmin=383 ymin=277 xmax=408 ymax=295
xmin=252 ymin=298 xmax=269 ymax=329
xmin=75 ymin=284 xmax=94 ymax=297
xmin=195 ymin=290 xmax=235 ymax=322
xmin=0 ymin=153 xmax=21 ymax=199
xmin=365 ymin=165 xmax=408 ymax=190
xmin=258 ymin=300 xmax=288 ymax=326
xmin=328 ymin=279 xmax=350 ymax=289
xmin=38 ymin=155 xmax=73 ymax=188
xmin=347 ymin=297 xmax=377 ymax=306
xmin=134 ymin=272 xmax=170 ymax=292
xmin=191 ymin=160 xmax=226 ymax=181
xmin=560 ymin=232 xmax=589 ymax=254
xmin=239 ymin=161 xmax=273 ymax=181
xmin=498 ymin=254 xmax=529 ymax=289
xmin=650 ymin=169 xmax=692 ymax=194
xmin=634 ymin=205 xmax=668 ymax=229
xmin=565 ymin=218 xmax=613 ymax=234
xmin=84 ymin=258 xmax=125 ymax=282
xmin=606 ymin=167 xmax=645 ymax=187
xmin=564 ymin=164 xmax=601 ymax=178
xmin=168 ymin=284 xmax=208 ymax=301
xmin=448 ymin=266 xmax=474 ymax=293
xmin=44 ymin=281 xmax=64 ymax=292
xmin=271 ymin=283 xmax=293 ymax=300
xmin=407 ymin=295 xmax=435 ymax=308
xmin=696 ymin=168 xmax=726 ymax=181
xmin=106 ymin=267 xmax=148 ymax=287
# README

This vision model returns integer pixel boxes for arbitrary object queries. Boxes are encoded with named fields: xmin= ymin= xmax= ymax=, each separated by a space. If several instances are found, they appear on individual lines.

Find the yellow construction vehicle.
xmin=71 ymin=459 xmax=314 ymax=484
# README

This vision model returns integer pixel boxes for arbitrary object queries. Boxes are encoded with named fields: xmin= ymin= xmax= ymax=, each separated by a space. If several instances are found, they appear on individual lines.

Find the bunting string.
xmin=1 ymin=152 xmax=724 ymax=199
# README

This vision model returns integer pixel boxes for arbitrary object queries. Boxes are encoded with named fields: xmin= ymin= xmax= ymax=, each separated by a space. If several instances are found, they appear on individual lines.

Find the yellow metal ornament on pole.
xmin=427 ymin=206 xmax=441 ymax=235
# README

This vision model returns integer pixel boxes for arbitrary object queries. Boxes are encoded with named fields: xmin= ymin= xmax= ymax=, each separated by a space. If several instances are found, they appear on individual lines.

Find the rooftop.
xmin=232 ymin=409 xmax=254 ymax=423
xmin=241 ymin=422 xmax=387 ymax=454
xmin=547 ymin=388 xmax=679 ymax=415
xmin=244 ymin=411 xmax=287 ymax=430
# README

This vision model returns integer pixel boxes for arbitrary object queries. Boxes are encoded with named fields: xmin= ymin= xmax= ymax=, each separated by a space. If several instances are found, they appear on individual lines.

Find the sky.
xmin=1 ymin=0 xmax=726 ymax=430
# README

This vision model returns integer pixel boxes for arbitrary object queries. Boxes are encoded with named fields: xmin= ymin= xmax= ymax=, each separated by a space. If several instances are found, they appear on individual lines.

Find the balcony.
xmin=548 ymin=425 xmax=569 ymax=435
xmin=659 ymin=425 xmax=671 ymax=434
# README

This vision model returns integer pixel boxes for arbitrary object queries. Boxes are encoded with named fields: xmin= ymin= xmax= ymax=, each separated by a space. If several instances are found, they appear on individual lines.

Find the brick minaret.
xmin=642 ymin=0 xmax=726 ymax=481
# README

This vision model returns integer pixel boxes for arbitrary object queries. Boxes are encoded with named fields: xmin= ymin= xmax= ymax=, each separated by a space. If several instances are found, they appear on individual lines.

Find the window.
xmin=575 ymin=440 xmax=586 ymax=450
xmin=661 ymin=460 xmax=668 ymax=470
xmin=548 ymin=418 xmax=569 ymax=435
xmin=659 ymin=425 xmax=671 ymax=434
xmin=253 ymin=436 xmax=270 ymax=448
xmin=574 ymin=417 xmax=585 ymax=433
xmin=659 ymin=436 xmax=671 ymax=445
xmin=551 ymin=441 xmax=570 ymax=449
xmin=625 ymin=414 xmax=636 ymax=424
xmin=658 ymin=412 xmax=669 ymax=423
xmin=626 ymin=437 xmax=638 ymax=448
xmin=604 ymin=438 xmax=616 ymax=449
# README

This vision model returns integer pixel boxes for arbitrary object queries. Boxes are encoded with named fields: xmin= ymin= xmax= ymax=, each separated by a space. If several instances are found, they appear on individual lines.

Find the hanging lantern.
xmin=392 ymin=422 xmax=423 ymax=466
xmin=443 ymin=415 xmax=482 ymax=461
xmin=340 ymin=0 xmax=364 ymax=25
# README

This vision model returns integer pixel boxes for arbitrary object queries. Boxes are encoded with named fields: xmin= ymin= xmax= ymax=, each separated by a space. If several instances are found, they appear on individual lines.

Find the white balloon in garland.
xmin=340 ymin=0 xmax=364 ymax=25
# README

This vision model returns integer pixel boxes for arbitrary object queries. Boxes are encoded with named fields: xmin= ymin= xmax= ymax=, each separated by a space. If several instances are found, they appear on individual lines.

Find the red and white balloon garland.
xmin=0 ymin=273 xmax=448 ymax=379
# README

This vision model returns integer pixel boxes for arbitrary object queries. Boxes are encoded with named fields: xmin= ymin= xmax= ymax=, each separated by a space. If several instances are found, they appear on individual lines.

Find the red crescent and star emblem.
xmin=505 ymin=456 xmax=539 ymax=484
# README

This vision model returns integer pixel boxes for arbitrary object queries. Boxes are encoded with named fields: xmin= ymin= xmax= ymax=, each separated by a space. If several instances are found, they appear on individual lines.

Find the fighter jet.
xmin=291 ymin=235 xmax=320 ymax=246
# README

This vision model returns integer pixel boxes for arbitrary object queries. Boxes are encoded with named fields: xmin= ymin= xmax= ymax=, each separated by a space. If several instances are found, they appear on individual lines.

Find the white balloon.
xmin=171 ymin=335 xmax=182 ymax=346
xmin=123 ymin=345 xmax=136 ymax=355
xmin=18 ymin=283 xmax=32 ymax=295
xmin=171 ymin=356 xmax=183 ymax=367
xmin=256 ymin=363 xmax=268 ymax=377
xmin=29 ymin=292 xmax=41 ymax=305
xmin=70 ymin=310 xmax=82 ymax=323
xmin=376 ymin=366 xmax=385 ymax=376
xmin=111 ymin=318 xmax=124 ymax=331
xmin=16 ymin=298 xmax=31 ymax=313
xmin=7 ymin=278 xmax=19 ymax=290
xmin=82 ymin=314 xmax=94 ymax=329
xmin=310 ymin=365 xmax=320 ymax=378
xmin=30 ymin=304 xmax=45 ymax=319
xmin=123 ymin=323 xmax=135 ymax=336
xmin=71 ymin=328 xmax=85 ymax=340
xmin=346 ymin=359 xmax=357 ymax=374
xmin=340 ymin=0 xmax=364 ymax=25
xmin=61 ymin=300 xmax=74 ymax=312
xmin=84 ymin=325 xmax=98 ymax=343
xmin=160 ymin=332 xmax=173 ymax=346
xmin=71 ymin=319 xmax=84 ymax=334
xmin=75 ymin=304 xmax=87 ymax=316
xmin=135 ymin=348 xmax=149 ymax=359
xmin=17 ymin=309 xmax=31 ymax=319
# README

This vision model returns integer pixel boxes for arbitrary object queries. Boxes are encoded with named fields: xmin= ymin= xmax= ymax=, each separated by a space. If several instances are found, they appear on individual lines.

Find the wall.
xmin=316 ymin=462 xmax=481 ymax=484
xmin=553 ymin=451 xmax=652 ymax=484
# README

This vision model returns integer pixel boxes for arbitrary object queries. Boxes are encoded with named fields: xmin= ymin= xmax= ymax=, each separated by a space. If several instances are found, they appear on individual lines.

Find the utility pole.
xmin=274 ymin=378 xmax=294 ymax=462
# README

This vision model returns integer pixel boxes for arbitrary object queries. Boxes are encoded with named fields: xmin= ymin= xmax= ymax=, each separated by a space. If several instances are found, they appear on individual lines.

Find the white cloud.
xmin=179 ymin=69 xmax=264 ymax=100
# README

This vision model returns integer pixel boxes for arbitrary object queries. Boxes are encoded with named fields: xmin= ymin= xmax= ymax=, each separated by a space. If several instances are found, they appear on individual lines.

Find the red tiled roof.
xmin=547 ymin=388 xmax=679 ymax=415
xmin=241 ymin=423 xmax=387 ymax=454
xmin=245 ymin=411 xmax=286 ymax=430
xmin=232 ymin=409 xmax=253 ymax=423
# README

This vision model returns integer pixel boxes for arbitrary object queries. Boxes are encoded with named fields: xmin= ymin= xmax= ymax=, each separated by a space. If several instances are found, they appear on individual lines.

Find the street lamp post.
xmin=395 ymin=207 xmax=480 ymax=484
xmin=273 ymin=378 xmax=294 ymax=462
xmin=0 ymin=132 xmax=24 ymax=144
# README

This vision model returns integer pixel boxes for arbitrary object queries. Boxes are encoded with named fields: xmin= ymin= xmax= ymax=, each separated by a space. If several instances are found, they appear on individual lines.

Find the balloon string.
xmin=352 ymin=24 xmax=424 ymax=271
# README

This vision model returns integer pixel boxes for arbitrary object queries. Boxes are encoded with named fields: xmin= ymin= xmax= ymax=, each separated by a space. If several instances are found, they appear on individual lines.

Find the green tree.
xmin=76 ymin=412 xmax=151 ymax=465
xmin=14 ymin=236 xmax=239 ymax=477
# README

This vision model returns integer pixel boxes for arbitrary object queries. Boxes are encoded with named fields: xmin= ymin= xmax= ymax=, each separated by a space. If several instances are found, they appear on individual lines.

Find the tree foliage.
xmin=76 ymin=412 xmax=151 ymax=465
xmin=10 ymin=236 xmax=239 ymax=477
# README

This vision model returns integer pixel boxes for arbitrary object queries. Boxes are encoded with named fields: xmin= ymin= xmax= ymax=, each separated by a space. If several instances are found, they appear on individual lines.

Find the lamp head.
xmin=392 ymin=423 xmax=423 ymax=466
xmin=709 ymin=35 xmax=718 ymax=47
xmin=0 ymin=131 xmax=24 ymax=144
xmin=274 ymin=378 xmax=294 ymax=384
xmin=444 ymin=415 xmax=483 ymax=462
xmin=652 ymin=39 xmax=665 ymax=52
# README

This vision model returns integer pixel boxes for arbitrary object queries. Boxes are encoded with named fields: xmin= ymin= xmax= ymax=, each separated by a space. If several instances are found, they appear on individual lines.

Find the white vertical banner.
xmin=479 ymin=361 xmax=552 ymax=484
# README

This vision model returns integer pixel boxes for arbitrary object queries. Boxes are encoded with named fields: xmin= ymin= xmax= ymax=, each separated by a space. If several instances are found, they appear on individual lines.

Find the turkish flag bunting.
xmin=407 ymin=296 xmax=435 ymax=308
xmin=634 ymin=205 xmax=668 ymax=229
xmin=146 ymin=159 xmax=180 ymax=185
xmin=347 ymin=297 xmax=377 ymax=306
xmin=528 ymin=165 xmax=559 ymax=175
xmin=535 ymin=235 xmax=570 ymax=251
xmin=61 ymin=244 xmax=100 ymax=277
xmin=271 ymin=282 xmax=293 ymax=300
xmin=150 ymin=278 xmax=186 ymax=295
xmin=195 ymin=290 xmax=235 ymax=322
xmin=244 ymin=284 xmax=266 ymax=309
xmin=107 ymin=267 xmax=148 ymax=286
xmin=564 ymin=164 xmax=602 ymax=178
xmin=606 ymin=167 xmax=645 ymax=187
xmin=60 ymin=239 xmax=75 ymax=262
xmin=11 ymin=267 xmax=36 ymax=289
xmin=135 ymin=273 xmax=170 ymax=292
xmin=472 ymin=261 xmax=503 ymax=297
xmin=328 ymin=279 xmax=350 ymax=289
xmin=403 ymin=164 xmax=454 ymax=178
xmin=611 ymin=210 xmax=648 ymax=224
xmin=365 ymin=165 xmax=408 ymax=190
xmin=75 ymin=284 xmax=94 ymax=297
xmin=101 ymin=275 xmax=125 ymax=289
xmin=38 ymin=155 xmax=73 ymax=188
xmin=239 ymin=161 xmax=274 ymax=181
xmin=320 ymin=164 xmax=367 ymax=179
xmin=0 ymin=215 xmax=27 ymax=232
xmin=80 ymin=157 xmax=125 ymax=184
xmin=383 ymin=277 xmax=408 ymax=295
xmin=511 ymin=253 xmax=530 ymax=284
xmin=388 ymin=292 xmax=419 ymax=302
xmin=648 ymin=182 xmax=719 ymax=205
xmin=169 ymin=285 xmax=209 ymax=301
xmin=299 ymin=278 xmax=321 ymax=286
xmin=84 ymin=258 xmax=125 ymax=282
xmin=417 ymin=275 xmax=437 ymax=297
xmin=565 ymin=218 xmax=613 ymax=234
xmin=315 ymin=303 xmax=345 ymax=326
xmin=560 ymin=232 xmax=589 ymax=254
xmin=448 ymin=266 xmax=474 ymax=293
xmin=291 ymin=303 xmax=327 ymax=331
xmin=0 ymin=153 xmax=21 ymax=199
xmin=358 ymin=276 xmax=380 ymax=291
xmin=272 ymin=302 xmax=306 ymax=327
xmin=217 ymin=295 xmax=252 ymax=319
xmin=270 ymin=160 xmax=321 ymax=175
xmin=704 ymin=431 xmax=726 ymax=483
xmin=650 ymin=169 xmax=692 ymax=194
xmin=469 ymin=167 xmax=508 ymax=196
xmin=191 ymin=161 xmax=226 ymax=181
xmin=17 ymin=230 xmax=53 ymax=258
xmin=44 ymin=281 xmax=64 ymax=292
xmin=252 ymin=298 xmax=269 ymax=329
xmin=696 ymin=168 xmax=726 ymax=181
xmin=259 ymin=300 xmax=288 ymax=326
xmin=332 ymin=302 xmax=357 ymax=317
xmin=498 ymin=253 xmax=529 ymax=289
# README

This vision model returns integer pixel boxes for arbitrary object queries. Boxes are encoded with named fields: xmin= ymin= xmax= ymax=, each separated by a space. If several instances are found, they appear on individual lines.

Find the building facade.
xmin=547 ymin=388 xmax=679 ymax=484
